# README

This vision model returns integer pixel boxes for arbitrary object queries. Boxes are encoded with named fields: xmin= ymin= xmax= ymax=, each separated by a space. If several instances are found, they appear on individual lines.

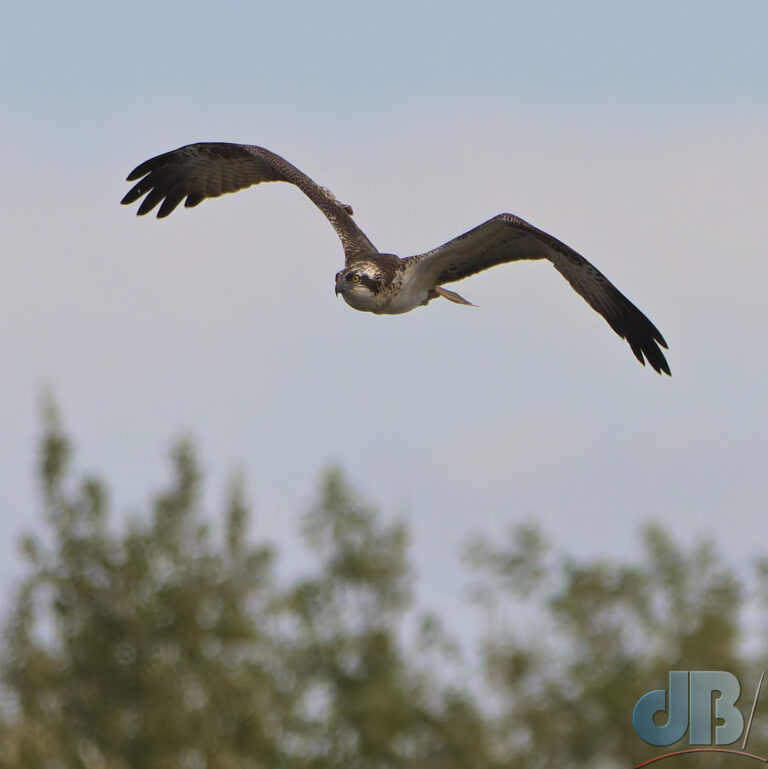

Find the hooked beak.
xmin=335 ymin=275 xmax=344 ymax=296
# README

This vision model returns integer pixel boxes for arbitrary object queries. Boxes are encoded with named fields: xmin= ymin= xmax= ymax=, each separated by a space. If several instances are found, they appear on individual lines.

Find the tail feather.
xmin=434 ymin=286 xmax=476 ymax=306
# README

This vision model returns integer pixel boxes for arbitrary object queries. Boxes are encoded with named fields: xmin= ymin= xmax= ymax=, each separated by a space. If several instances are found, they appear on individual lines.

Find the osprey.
xmin=121 ymin=142 xmax=670 ymax=375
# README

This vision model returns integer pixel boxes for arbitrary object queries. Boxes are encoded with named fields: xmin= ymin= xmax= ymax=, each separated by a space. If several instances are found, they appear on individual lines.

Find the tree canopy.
xmin=1 ymin=409 xmax=765 ymax=769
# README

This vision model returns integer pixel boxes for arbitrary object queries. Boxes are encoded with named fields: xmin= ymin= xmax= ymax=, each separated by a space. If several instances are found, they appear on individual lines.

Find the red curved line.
xmin=635 ymin=748 xmax=768 ymax=768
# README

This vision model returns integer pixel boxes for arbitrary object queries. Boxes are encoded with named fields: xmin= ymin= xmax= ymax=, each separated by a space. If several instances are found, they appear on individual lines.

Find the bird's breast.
xmin=376 ymin=266 xmax=431 ymax=314
xmin=341 ymin=287 xmax=382 ymax=313
xmin=378 ymin=284 xmax=430 ymax=314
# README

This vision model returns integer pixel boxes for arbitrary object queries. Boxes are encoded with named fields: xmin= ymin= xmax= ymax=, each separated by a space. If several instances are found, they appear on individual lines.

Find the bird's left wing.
xmin=408 ymin=213 xmax=670 ymax=374
xmin=121 ymin=142 xmax=377 ymax=262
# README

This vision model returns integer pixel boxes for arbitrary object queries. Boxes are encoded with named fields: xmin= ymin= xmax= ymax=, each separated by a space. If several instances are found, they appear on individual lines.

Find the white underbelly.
xmin=379 ymin=285 xmax=430 ymax=314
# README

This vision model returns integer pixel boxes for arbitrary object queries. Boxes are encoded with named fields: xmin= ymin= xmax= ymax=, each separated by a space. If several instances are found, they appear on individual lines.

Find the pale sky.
xmin=1 ymin=1 xmax=767 ymax=630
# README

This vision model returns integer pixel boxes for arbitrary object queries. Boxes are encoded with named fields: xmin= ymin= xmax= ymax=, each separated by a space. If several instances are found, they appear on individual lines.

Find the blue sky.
xmin=1 ymin=1 xmax=767 ymax=630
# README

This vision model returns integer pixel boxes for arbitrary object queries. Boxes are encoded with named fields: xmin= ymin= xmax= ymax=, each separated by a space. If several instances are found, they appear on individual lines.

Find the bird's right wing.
xmin=121 ymin=142 xmax=378 ymax=262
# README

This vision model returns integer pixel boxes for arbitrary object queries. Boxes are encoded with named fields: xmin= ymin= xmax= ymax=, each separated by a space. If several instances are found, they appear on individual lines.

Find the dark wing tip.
xmin=125 ymin=151 xmax=174 ymax=182
xmin=637 ymin=343 xmax=671 ymax=376
xmin=184 ymin=191 xmax=205 ymax=208
xmin=641 ymin=323 xmax=670 ymax=376
xmin=121 ymin=180 xmax=161 ymax=215
xmin=121 ymin=143 xmax=251 ymax=217
xmin=120 ymin=187 xmax=142 ymax=206
xmin=651 ymin=349 xmax=671 ymax=376
xmin=135 ymin=188 xmax=165 ymax=217
xmin=621 ymin=312 xmax=671 ymax=376
xmin=121 ymin=150 xmax=195 ymax=217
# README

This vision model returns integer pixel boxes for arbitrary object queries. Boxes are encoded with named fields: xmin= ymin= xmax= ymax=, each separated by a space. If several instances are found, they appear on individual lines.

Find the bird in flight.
xmin=121 ymin=142 xmax=670 ymax=375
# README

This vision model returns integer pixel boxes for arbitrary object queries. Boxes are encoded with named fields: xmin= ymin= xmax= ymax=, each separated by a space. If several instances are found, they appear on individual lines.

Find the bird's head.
xmin=334 ymin=263 xmax=383 ymax=311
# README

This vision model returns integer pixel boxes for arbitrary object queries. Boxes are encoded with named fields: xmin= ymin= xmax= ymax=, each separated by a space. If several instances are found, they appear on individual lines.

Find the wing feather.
xmin=409 ymin=214 xmax=670 ymax=374
xmin=121 ymin=142 xmax=377 ymax=262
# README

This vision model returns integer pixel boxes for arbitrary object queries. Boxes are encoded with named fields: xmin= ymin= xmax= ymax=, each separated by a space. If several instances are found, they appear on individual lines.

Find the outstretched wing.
xmin=121 ymin=142 xmax=377 ymax=263
xmin=409 ymin=213 xmax=670 ymax=374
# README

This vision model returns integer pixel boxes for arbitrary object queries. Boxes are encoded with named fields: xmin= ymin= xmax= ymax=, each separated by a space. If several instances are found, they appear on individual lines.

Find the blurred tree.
xmin=1 ymin=405 xmax=289 ymax=769
xmin=1 ymin=408 xmax=764 ymax=769
xmin=0 ymin=409 xmax=495 ymax=769
xmin=280 ymin=468 xmax=496 ymax=769
xmin=466 ymin=522 xmax=762 ymax=769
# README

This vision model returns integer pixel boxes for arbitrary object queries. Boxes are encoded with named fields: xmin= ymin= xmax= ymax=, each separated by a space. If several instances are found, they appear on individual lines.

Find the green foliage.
xmin=0 ymin=411 xmax=765 ymax=769
xmin=467 ymin=522 xmax=759 ymax=769
xmin=2 ymin=407 xmax=286 ymax=769
xmin=0 ymin=413 xmax=494 ymax=769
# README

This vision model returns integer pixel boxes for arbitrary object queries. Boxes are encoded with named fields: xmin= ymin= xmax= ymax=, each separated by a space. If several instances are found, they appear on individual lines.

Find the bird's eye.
xmin=350 ymin=274 xmax=361 ymax=284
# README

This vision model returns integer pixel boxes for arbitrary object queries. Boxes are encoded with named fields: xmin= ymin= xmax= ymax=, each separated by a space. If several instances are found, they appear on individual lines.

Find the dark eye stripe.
xmin=358 ymin=275 xmax=380 ymax=292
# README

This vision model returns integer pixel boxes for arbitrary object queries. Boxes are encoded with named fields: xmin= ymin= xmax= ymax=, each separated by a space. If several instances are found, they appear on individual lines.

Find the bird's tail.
xmin=433 ymin=286 xmax=476 ymax=306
